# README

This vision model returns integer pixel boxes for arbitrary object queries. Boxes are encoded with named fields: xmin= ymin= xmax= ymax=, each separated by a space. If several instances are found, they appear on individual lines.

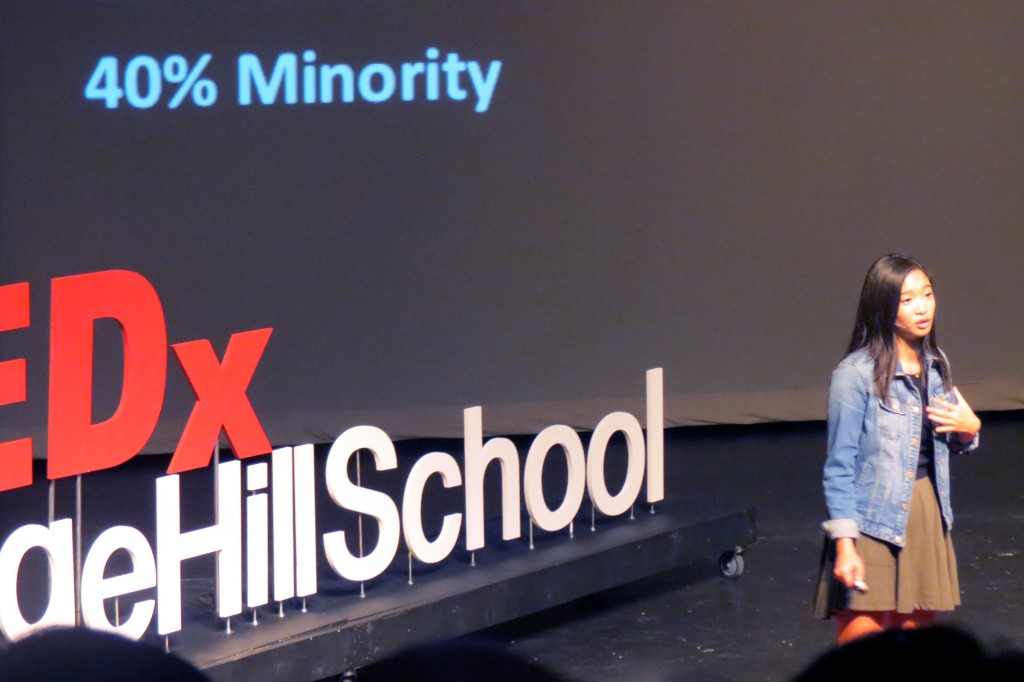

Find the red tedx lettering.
xmin=0 ymin=270 xmax=273 ymax=489
xmin=48 ymin=271 xmax=168 ymax=480
xmin=168 ymin=328 xmax=273 ymax=474
xmin=0 ymin=282 xmax=32 ymax=492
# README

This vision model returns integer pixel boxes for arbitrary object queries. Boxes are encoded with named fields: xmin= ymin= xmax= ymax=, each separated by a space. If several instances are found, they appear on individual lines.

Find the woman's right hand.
xmin=833 ymin=537 xmax=865 ymax=588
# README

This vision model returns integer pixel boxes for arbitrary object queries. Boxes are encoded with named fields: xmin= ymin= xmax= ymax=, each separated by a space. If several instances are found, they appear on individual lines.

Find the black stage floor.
xmin=362 ymin=411 xmax=1024 ymax=682
xmin=2 ymin=412 xmax=1021 ymax=681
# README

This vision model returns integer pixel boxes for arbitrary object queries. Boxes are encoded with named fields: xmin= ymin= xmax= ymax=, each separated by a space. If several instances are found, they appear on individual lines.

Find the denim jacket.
xmin=822 ymin=347 xmax=978 ymax=547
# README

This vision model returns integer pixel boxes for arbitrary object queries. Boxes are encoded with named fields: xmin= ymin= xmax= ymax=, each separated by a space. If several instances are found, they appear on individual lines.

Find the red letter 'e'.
xmin=0 ymin=282 xmax=32 ymax=492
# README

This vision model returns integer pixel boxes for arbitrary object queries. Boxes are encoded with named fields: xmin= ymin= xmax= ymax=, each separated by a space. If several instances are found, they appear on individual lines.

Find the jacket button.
xmin=911 ymin=438 xmax=920 ymax=446
xmin=906 ymin=471 xmax=915 ymax=479
xmin=894 ymin=536 xmax=902 ymax=543
xmin=902 ymin=503 xmax=909 ymax=510
xmin=912 ymin=406 xmax=920 ymax=414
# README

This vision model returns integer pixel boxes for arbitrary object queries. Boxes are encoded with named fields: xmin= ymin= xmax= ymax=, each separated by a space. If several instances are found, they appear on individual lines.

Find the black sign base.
xmin=173 ymin=497 xmax=756 ymax=682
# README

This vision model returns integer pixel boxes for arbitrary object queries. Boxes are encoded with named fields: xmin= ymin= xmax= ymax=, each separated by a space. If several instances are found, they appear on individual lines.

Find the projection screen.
xmin=2 ymin=1 xmax=1022 ymax=456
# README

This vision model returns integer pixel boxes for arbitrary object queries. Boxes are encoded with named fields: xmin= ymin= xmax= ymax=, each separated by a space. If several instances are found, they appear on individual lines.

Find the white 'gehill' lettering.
xmin=293 ymin=443 xmax=318 ymax=597
xmin=0 ymin=519 xmax=75 ymax=641
xmin=156 ymin=460 xmax=243 ymax=635
xmin=246 ymin=462 xmax=270 ymax=609
xmin=81 ymin=525 xmax=156 ymax=639
xmin=271 ymin=447 xmax=296 ymax=602
xmin=0 ymin=368 xmax=665 ymax=644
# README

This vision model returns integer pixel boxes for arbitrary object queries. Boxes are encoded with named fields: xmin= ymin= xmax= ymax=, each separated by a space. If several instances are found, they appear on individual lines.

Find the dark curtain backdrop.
xmin=2 ymin=1 xmax=1022 ymax=455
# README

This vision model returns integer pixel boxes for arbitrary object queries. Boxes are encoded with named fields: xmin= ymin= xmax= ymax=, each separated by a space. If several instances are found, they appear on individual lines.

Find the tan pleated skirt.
xmin=813 ymin=475 xmax=960 ymax=618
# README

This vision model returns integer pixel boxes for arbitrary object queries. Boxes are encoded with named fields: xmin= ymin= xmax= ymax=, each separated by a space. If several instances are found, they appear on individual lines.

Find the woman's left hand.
xmin=926 ymin=387 xmax=981 ymax=442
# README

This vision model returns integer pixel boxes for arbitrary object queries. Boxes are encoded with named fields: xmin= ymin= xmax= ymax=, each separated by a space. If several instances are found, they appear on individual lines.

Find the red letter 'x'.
xmin=167 ymin=328 xmax=273 ymax=474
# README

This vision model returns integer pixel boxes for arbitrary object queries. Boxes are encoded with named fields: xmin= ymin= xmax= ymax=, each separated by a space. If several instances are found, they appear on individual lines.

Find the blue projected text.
xmin=84 ymin=48 xmax=503 ymax=113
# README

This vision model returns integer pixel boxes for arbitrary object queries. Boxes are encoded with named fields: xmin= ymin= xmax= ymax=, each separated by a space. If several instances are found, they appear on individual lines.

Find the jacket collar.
xmin=895 ymin=347 xmax=939 ymax=377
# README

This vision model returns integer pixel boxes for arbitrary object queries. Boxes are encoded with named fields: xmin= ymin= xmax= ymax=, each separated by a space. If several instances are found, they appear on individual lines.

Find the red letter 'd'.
xmin=0 ymin=282 xmax=32 ymax=492
xmin=48 ymin=271 xmax=167 ymax=479
xmin=168 ymin=328 xmax=273 ymax=474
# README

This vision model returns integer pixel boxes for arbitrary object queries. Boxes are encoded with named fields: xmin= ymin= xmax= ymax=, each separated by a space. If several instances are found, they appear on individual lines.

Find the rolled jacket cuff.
xmin=822 ymin=518 xmax=859 ymax=539
xmin=953 ymin=431 xmax=979 ymax=454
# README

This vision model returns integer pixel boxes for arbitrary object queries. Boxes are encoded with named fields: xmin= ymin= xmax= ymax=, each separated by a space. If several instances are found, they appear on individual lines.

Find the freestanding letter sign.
xmin=48 ymin=270 xmax=168 ymax=480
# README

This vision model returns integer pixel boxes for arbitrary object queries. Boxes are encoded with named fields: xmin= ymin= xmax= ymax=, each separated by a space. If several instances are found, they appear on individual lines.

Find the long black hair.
xmin=847 ymin=254 xmax=951 ymax=399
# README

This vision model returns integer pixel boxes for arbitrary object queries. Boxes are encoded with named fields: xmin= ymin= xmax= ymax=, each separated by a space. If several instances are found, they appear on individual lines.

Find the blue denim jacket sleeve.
xmin=935 ymin=348 xmax=980 ymax=457
xmin=822 ymin=359 xmax=868 ymax=539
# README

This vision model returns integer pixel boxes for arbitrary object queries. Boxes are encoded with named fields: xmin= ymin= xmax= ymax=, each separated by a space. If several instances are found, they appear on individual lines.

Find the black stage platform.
xmin=3 ymin=412 xmax=1022 ymax=682
xmin=196 ymin=498 xmax=755 ymax=681
xmin=0 ymin=432 xmax=758 ymax=682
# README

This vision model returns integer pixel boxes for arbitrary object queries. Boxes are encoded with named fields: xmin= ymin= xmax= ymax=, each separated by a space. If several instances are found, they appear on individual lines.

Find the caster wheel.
xmin=718 ymin=550 xmax=745 ymax=578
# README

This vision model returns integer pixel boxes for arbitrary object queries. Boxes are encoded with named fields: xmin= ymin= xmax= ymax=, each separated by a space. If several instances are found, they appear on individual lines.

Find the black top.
xmin=910 ymin=371 xmax=935 ymax=480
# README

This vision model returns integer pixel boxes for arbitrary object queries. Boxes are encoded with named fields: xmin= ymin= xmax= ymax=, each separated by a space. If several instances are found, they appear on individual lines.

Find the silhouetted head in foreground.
xmin=0 ymin=627 xmax=209 ymax=682
xmin=793 ymin=625 xmax=1024 ymax=682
